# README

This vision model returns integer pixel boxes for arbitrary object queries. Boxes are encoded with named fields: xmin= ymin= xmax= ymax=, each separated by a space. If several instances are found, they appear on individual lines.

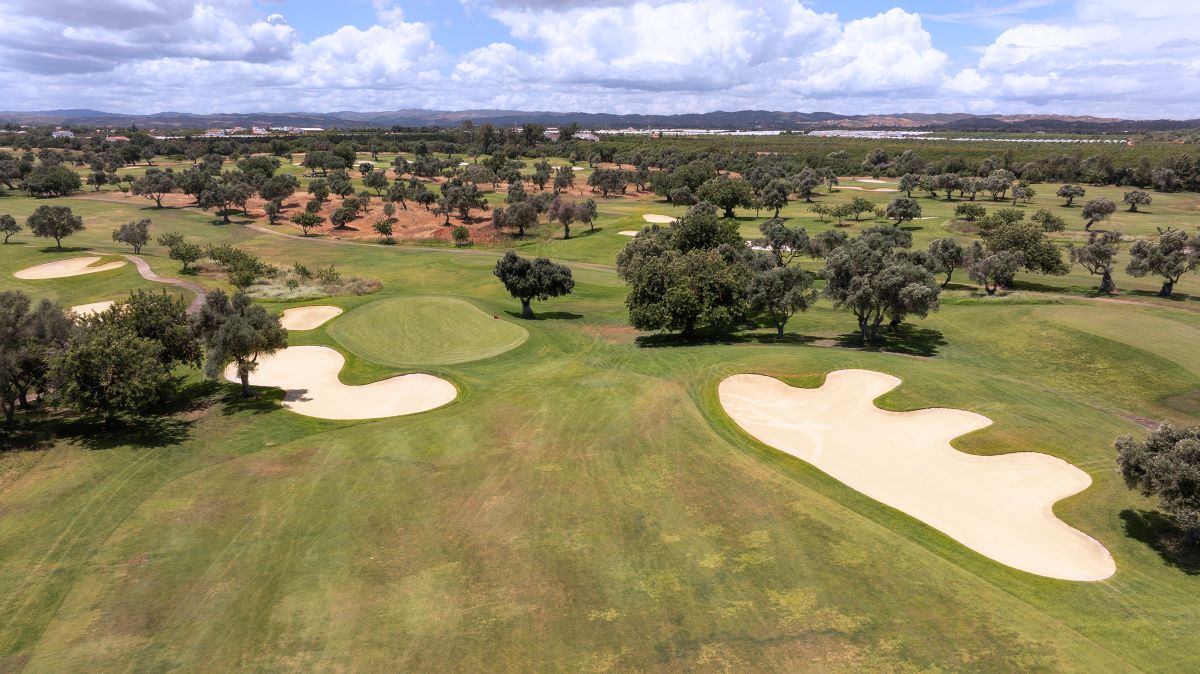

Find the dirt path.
xmin=120 ymin=254 xmax=208 ymax=314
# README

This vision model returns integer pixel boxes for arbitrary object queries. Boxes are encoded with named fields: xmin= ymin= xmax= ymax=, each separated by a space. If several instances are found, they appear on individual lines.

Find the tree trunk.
xmin=520 ymin=299 xmax=533 ymax=319
xmin=104 ymin=412 xmax=115 ymax=430
xmin=1098 ymin=269 xmax=1118 ymax=295
xmin=942 ymin=271 xmax=953 ymax=287
xmin=1160 ymin=279 xmax=1175 ymax=297
xmin=985 ymin=282 xmax=997 ymax=296
xmin=3 ymin=400 xmax=13 ymax=425
xmin=1084 ymin=219 xmax=1094 ymax=231
xmin=240 ymin=371 xmax=251 ymax=397
xmin=724 ymin=206 xmax=735 ymax=218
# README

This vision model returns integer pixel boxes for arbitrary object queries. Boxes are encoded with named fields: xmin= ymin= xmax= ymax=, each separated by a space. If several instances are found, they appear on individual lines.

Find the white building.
xmin=51 ymin=129 xmax=75 ymax=139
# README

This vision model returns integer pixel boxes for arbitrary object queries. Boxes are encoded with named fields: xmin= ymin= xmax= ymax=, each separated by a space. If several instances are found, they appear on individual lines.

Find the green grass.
xmin=4 ymin=176 xmax=1200 ymax=671
xmin=328 ymin=295 xmax=529 ymax=367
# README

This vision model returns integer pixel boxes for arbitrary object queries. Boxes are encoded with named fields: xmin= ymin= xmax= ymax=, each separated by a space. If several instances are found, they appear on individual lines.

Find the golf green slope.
xmin=329 ymin=296 xmax=529 ymax=366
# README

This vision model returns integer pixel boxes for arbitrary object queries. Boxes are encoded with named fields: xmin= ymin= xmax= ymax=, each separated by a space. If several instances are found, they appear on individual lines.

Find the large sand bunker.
xmin=224 ymin=345 xmax=456 ymax=420
xmin=68 ymin=300 xmax=115 ymax=317
xmin=719 ymin=369 xmax=1114 ymax=581
xmin=619 ymin=231 xmax=640 ymax=237
xmin=15 ymin=256 xmax=125 ymax=280
xmin=642 ymin=214 xmax=677 ymax=224
xmin=280 ymin=305 xmax=342 ymax=330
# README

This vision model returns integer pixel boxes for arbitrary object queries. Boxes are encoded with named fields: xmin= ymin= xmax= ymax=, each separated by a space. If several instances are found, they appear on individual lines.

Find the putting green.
xmin=329 ymin=296 xmax=528 ymax=366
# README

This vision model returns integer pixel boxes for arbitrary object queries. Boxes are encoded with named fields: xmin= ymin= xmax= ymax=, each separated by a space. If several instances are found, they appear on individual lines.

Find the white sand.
xmin=642 ymin=214 xmax=676 ymax=224
xmin=15 ymin=256 xmax=126 ymax=280
xmin=857 ymin=178 xmax=894 ymax=184
xmin=68 ymin=300 xmax=115 ymax=317
xmin=719 ymin=370 xmax=1115 ymax=581
xmin=224 ymin=345 xmax=456 ymax=420
xmin=280 ymin=305 xmax=342 ymax=331
xmin=618 ymin=231 xmax=640 ymax=237
xmin=571 ymin=166 xmax=584 ymax=171
xmin=836 ymin=185 xmax=899 ymax=193
xmin=458 ymin=161 xmax=470 ymax=166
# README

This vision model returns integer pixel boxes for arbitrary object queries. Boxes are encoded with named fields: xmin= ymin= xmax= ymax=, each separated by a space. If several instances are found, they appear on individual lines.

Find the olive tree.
xmin=1116 ymin=422 xmax=1200 ymax=546
xmin=27 ymin=204 xmax=84 ymax=249
xmin=1126 ymin=228 xmax=1199 ymax=297
xmin=821 ymin=228 xmax=941 ymax=342
xmin=192 ymin=290 xmax=288 ymax=397
xmin=965 ymin=243 xmax=1025 ymax=295
xmin=756 ymin=218 xmax=810 ymax=267
xmin=1057 ymin=184 xmax=1085 ymax=206
xmin=884 ymin=196 xmax=922 ymax=225
xmin=696 ymin=176 xmax=753 ymax=218
xmin=1123 ymin=190 xmax=1152 ymax=213
xmin=131 ymin=169 xmax=176 ymax=208
xmin=48 ymin=319 xmax=168 ymax=429
xmin=0 ymin=291 xmax=72 ymax=424
xmin=1070 ymin=230 xmax=1121 ymax=294
xmin=926 ymin=238 xmax=964 ymax=287
xmin=1 ymin=214 xmax=21 ymax=243
xmin=1081 ymin=198 xmax=1116 ymax=231
xmin=157 ymin=232 xmax=202 ymax=272
xmin=493 ymin=251 xmax=575 ymax=319
xmin=112 ymin=218 xmax=150 ymax=253
xmin=748 ymin=265 xmax=817 ymax=337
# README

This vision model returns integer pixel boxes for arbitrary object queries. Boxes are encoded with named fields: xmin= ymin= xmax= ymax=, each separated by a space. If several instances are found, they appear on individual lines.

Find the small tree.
xmin=157 ymin=232 xmax=202 ymax=272
xmin=292 ymin=211 xmax=323 ymax=237
xmin=884 ymin=196 xmax=922 ymax=225
xmin=1081 ymin=197 xmax=1116 ymax=231
xmin=373 ymin=219 xmax=394 ymax=244
xmin=112 ymin=218 xmax=150 ymax=253
xmin=1 ymin=214 xmax=20 ymax=243
xmin=363 ymin=169 xmax=389 ymax=195
xmin=696 ymin=176 xmax=753 ymax=218
xmin=965 ymin=243 xmax=1025 ymax=295
xmin=760 ymin=178 xmax=791 ymax=217
xmin=192 ymin=290 xmax=288 ymax=397
xmin=131 ymin=169 xmax=176 ymax=208
xmin=748 ymin=265 xmax=817 ymax=337
xmin=1123 ymin=190 xmax=1152 ymax=213
xmin=756 ymin=218 xmax=809 ymax=267
xmin=451 ymin=225 xmax=471 ymax=246
xmin=1031 ymin=208 xmax=1066 ymax=232
xmin=1126 ymin=228 xmax=1198 ymax=297
xmin=27 ymin=204 xmax=84 ymax=249
xmin=954 ymin=202 xmax=986 ymax=221
xmin=493 ymin=251 xmax=575 ymax=319
xmin=0 ymin=291 xmax=72 ymax=423
xmin=926 ymin=238 xmax=964 ymax=287
xmin=1116 ymin=422 xmax=1200 ymax=546
xmin=1070 ymin=230 xmax=1121 ymax=294
xmin=1057 ymin=184 xmax=1085 ymax=207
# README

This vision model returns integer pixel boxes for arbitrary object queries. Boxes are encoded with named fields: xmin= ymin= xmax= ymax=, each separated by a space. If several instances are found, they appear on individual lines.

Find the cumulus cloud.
xmin=0 ymin=0 xmax=1193 ymax=117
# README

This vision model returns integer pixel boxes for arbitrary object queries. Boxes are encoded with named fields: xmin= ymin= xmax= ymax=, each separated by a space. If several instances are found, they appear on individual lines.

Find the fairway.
xmin=329 ymin=296 xmax=529 ymax=366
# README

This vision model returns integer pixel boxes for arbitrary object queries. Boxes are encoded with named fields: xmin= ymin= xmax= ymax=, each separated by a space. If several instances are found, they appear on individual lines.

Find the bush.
xmin=451 ymin=225 xmax=471 ymax=246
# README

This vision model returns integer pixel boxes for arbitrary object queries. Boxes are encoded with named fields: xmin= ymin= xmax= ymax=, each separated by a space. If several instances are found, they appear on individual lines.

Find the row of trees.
xmin=0 ymin=288 xmax=286 ymax=429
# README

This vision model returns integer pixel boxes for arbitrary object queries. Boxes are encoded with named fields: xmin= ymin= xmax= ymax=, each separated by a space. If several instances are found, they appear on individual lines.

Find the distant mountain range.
xmin=3 ymin=108 xmax=1197 ymax=134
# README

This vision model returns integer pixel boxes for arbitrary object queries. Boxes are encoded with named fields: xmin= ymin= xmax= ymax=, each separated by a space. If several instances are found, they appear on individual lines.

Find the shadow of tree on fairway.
xmin=1125 ymin=289 xmax=1194 ymax=303
xmin=634 ymin=331 xmax=752 ymax=348
xmin=55 ymin=415 xmax=195 ymax=451
xmin=220 ymin=386 xmax=286 ymax=416
xmin=833 ymin=324 xmax=946 ymax=357
xmin=1120 ymin=509 xmax=1200 ymax=575
xmin=38 ymin=246 xmax=90 ymax=254
xmin=504 ymin=310 xmax=583 ymax=321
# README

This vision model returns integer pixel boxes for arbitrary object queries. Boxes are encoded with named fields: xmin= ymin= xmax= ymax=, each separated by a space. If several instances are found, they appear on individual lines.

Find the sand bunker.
xmin=571 ymin=166 xmax=584 ymax=171
xmin=280 ymin=305 xmax=342 ymax=330
xmin=836 ymin=185 xmax=899 ymax=193
xmin=68 ymin=300 xmax=115 ymax=317
xmin=224 ymin=345 xmax=456 ymax=420
xmin=15 ymin=256 xmax=126 ymax=280
xmin=619 ymin=230 xmax=640 ymax=237
xmin=857 ymin=178 xmax=894 ymax=184
xmin=719 ymin=370 xmax=1114 ymax=581
xmin=642 ymin=214 xmax=677 ymax=224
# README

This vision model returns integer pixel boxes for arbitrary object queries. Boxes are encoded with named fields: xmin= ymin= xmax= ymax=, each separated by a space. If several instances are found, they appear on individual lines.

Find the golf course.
xmin=3 ymin=133 xmax=1200 ymax=674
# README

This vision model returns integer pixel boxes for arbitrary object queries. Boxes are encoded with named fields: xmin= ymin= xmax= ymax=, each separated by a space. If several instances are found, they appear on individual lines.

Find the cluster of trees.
xmin=0 ymin=205 xmax=86 ymax=249
xmin=493 ymin=192 xmax=595 ymax=239
xmin=613 ymin=202 xmax=941 ymax=341
xmin=0 ymin=288 xmax=286 ymax=430
xmin=1117 ymin=423 xmax=1200 ymax=548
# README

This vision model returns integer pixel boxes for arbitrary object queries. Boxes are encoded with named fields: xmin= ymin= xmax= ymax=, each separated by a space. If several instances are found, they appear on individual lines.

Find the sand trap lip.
xmin=618 ymin=230 xmax=640 ymax=237
xmin=642 ymin=214 xmax=676 ymax=224
xmin=719 ymin=370 xmax=1115 ymax=581
xmin=68 ymin=300 xmax=115 ymax=317
xmin=224 ymin=345 xmax=456 ymax=420
xmin=280 ymin=305 xmax=342 ymax=330
xmin=15 ymin=256 xmax=126 ymax=280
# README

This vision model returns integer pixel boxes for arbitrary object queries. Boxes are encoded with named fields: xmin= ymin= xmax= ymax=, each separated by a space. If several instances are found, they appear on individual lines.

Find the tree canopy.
xmin=493 ymin=251 xmax=575 ymax=319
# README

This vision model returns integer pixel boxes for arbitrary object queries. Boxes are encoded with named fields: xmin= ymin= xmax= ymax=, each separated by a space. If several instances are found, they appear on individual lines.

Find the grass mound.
xmin=328 ymin=296 xmax=528 ymax=366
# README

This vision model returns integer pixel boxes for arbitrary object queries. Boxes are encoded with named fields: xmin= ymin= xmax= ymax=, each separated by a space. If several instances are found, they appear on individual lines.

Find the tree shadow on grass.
xmin=54 ymin=414 xmax=195 ymax=450
xmin=220 ymin=386 xmax=286 ymax=416
xmin=1119 ymin=509 xmax=1200 ymax=575
xmin=832 ymin=324 xmax=946 ymax=357
xmin=635 ymin=331 xmax=753 ymax=348
xmin=38 ymin=246 xmax=90 ymax=254
xmin=1125 ymin=289 xmax=1193 ymax=302
xmin=504 ymin=310 xmax=583 ymax=321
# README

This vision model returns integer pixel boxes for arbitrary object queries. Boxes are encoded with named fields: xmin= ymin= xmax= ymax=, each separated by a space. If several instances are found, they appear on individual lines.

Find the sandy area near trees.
xmin=280 ymin=305 xmax=342 ymax=330
xmin=836 ymin=185 xmax=899 ymax=193
xmin=224 ymin=345 xmax=456 ymax=420
xmin=68 ymin=300 xmax=115 ymax=317
xmin=15 ymin=256 xmax=126 ymax=280
xmin=619 ymin=231 xmax=639 ymax=236
xmin=642 ymin=214 xmax=677 ymax=223
xmin=856 ymin=178 xmax=895 ymax=184
xmin=718 ymin=370 xmax=1115 ymax=581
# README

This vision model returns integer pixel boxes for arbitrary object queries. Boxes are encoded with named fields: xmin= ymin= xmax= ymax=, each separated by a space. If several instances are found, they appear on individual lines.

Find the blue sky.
xmin=0 ymin=0 xmax=1196 ymax=118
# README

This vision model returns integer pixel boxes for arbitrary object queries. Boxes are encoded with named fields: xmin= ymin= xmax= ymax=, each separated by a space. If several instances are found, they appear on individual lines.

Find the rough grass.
xmin=3 ymin=177 xmax=1200 ymax=671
